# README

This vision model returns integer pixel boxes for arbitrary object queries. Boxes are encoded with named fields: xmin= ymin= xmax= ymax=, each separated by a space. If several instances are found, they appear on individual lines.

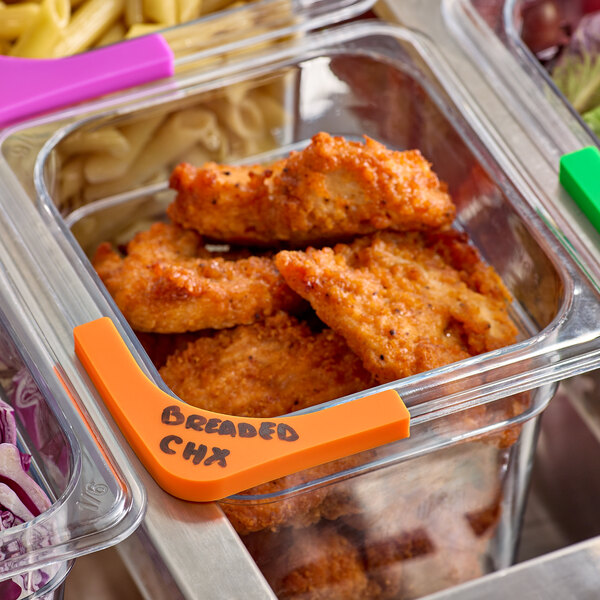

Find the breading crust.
xmin=275 ymin=231 xmax=518 ymax=383
xmin=92 ymin=222 xmax=303 ymax=333
xmin=168 ymin=132 xmax=456 ymax=246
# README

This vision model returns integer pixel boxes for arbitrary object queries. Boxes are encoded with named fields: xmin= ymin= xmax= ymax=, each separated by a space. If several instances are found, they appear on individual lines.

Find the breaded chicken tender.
xmin=244 ymin=524 xmax=370 ymax=600
xmin=168 ymin=132 xmax=456 ymax=246
xmin=275 ymin=231 xmax=518 ymax=383
xmin=159 ymin=312 xmax=375 ymax=534
xmin=221 ymin=455 xmax=366 ymax=535
xmin=92 ymin=222 xmax=303 ymax=333
xmin=159 ymin=311 xmax=375 ymax=418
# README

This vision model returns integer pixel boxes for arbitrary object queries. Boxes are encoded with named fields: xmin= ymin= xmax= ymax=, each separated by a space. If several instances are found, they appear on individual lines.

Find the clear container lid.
xmin=3 ymin=3 xmax=600 ymax=595
xmin=0 ymin=0 xmax=375 ymax=127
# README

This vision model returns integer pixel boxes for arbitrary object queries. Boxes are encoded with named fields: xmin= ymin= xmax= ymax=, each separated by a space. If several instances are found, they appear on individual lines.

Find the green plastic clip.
xmin=559 ymin=146 xmax=600 ymax=232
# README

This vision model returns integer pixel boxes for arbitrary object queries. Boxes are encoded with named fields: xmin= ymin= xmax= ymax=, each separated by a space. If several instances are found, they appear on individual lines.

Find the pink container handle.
xmin=0 ymin=34 xmax=174 ymax=127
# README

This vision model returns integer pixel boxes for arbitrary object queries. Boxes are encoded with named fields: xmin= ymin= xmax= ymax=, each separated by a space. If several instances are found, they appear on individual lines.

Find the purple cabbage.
xmin=0 ymin=394 xmax=31 ymax=474
xmin=0 ymin=580 xmax=22 ymax=600
xmin=0 ymin=371 xmax=56 ymax=598
xmin=10 ymin=369 xmax=68 ymax=486
xmin=0 ymin=445 xmax=51 ymax=518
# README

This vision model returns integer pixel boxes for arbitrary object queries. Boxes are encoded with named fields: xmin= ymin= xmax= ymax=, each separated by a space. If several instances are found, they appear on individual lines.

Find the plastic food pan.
xmin=3 ymin=10 xmax=600 ymax=600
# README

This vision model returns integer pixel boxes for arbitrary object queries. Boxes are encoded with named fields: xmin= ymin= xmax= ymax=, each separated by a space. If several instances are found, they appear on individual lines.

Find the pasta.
xmin=177 ymin=0 xmax=202 ymax=22
xmin=96 ymin=21 xmax=127 ymax=46
xmin=125 ymin=23 xmax=166 ymax=38
xmin=59 ymin=156 xmax=85 ymax=204
xmin=0 ymin=3 xmax=41 ymax=41
xmin=9 ymin=0 xmax=69 ymax=58
xmin=83 ymin=108 xmax=223 ymax=200
xmin=83 ymin=115 xmax=164 ymax=183
xmin=125 ymin=0 xmax=144 ymax=26
xmin=55 ymin=79 xmax=288 ymax=213
xmin=143 ymin=0 xmax=177 ymax=25
xmin=2 ymin=0 xmax=259 ymax=58
xmin=53 ymin=0 xmax=125 ymax=57
xmin=59 ymin=127 xmax=131 ymax=160
xmin=211 ymin=96 xmax=265 ymax=140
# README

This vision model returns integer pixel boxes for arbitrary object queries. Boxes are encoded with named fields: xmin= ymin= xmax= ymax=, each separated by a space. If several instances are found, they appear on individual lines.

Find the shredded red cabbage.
xmin=0 ymin=369 xmax=56 ymax=598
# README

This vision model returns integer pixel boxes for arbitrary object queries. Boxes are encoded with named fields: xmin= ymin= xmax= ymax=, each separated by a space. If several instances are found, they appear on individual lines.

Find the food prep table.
xmin=1 ymin=0 xmax=600 ymax=598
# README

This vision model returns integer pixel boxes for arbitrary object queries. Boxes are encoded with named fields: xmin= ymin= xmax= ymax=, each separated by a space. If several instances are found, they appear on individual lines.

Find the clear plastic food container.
xmin=3 ymin=7 xmax=600 ymax=600
xmin=445 ymin=0 xmax=600 ymax=157
xmin=0 ymin=0 xmax=259 ymax=58
xmin=0 ymin=207 xmax=145 ymax=594
xmin=0 ymin=0 xmax=374 ymax=128
xmin=0 ymin=0 xmax=327 ymax=58
xmin=489 ymin=0 xmax=600 ymax=144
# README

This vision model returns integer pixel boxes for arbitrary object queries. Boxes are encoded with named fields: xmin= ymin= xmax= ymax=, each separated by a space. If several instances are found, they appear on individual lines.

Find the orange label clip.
xmin=73 ymin=317 xmax=410 ymax=502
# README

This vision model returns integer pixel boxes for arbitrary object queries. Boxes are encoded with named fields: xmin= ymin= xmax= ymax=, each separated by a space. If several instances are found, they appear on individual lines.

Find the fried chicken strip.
xmin=275 ymin=231 xmax=518 ymax=383
xmin=168 ymin=132 xmax=456 ymax=246
xmin=244 ymin=524 xmax=370 ymax=600
xmin=159 ymin=312 xmax=375 ymax=533
xmin=159 ymin=311 xmax=375 ymax=418
xmin=92 ymin=222 xmax=303 ymax=333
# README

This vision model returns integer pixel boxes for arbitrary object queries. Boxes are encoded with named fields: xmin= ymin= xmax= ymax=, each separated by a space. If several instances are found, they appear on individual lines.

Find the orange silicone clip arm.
xmin=73 ymin=317 xmax=410 ymax=502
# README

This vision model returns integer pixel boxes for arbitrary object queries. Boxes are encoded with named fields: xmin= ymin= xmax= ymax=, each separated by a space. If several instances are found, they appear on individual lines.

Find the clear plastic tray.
xmin=3 ymin=11 xmax=600 ymax=600
xmin=444 ymin=0 xmax=599 ymax=159
xmin=0 ymin=238 xmax=145 ymax=593
xmin=0 ymin=0 xmax=372 ymax=60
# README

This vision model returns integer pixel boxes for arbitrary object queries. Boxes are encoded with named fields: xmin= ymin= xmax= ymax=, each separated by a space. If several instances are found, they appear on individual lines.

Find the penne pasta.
xmin=249 ymin=89 xmax=289 ymax=130
xmin=212 ymin=95 xmax=265 ymax=140
xmin=4 ymin=0 xmax=258 ymax=58
xmin=53 ymin=0 xmax=124 ymax=56
xmin=60 ymin=127 xmax=131 ymax=160
xmin=83 ymin=115 xmax=164 ymax=183
xmin=177 ymin=0 xmax=202 ymax=23
xmin=199 ymin=0 xmax=235 ymax=14
xmin=0 ymin=3 xmax=41 ymax=41
xmin=83 ymin=108 xmax=221 ymax=200
xmin=59 ymin=156 xmax=85 ymax=207
xmin=143 ymin=0 xmax=177 ymax=25
xmin=219 ymin=82 xmax=254 ymax=106
xmin=125 ymin=22 xmax=166 ymax=38
xmin=9 ymin=0 xmax=70 ymax=58
xmin=83 ymin=152 xmax=131 ymax=184
xmin=95 ymin=21 xmax=126 ymax=47
xmin=124 ymin=0 xmax=144 ymax=26
xmin=175 ymin=143 xmax=212 ymax=167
